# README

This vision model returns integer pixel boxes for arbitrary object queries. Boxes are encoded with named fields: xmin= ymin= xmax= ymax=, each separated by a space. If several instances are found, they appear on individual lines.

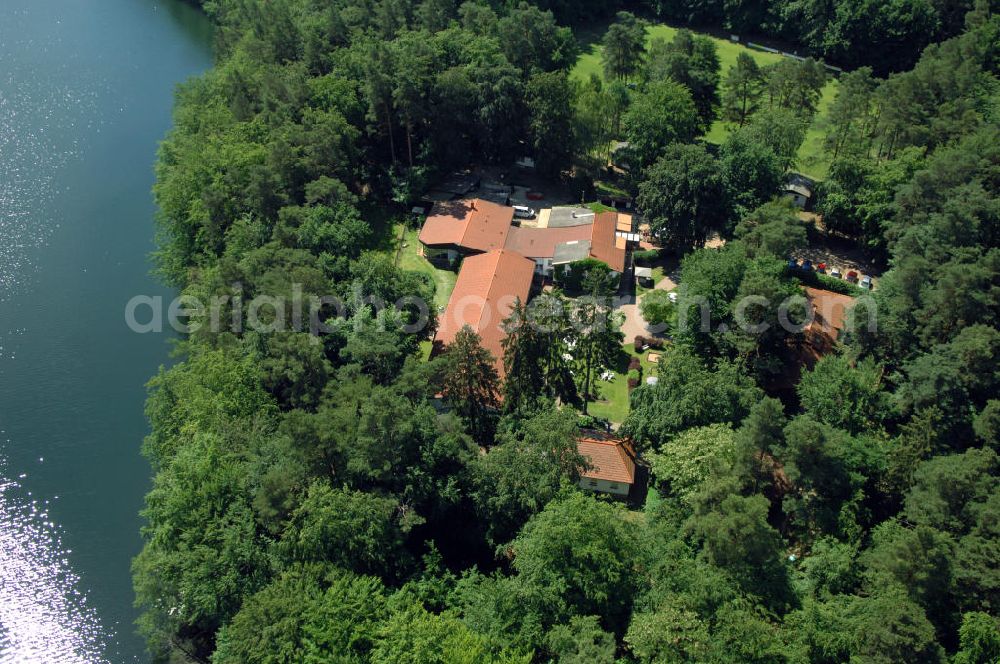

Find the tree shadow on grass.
xmin=363 ymin=202 xmax=408 ymax=253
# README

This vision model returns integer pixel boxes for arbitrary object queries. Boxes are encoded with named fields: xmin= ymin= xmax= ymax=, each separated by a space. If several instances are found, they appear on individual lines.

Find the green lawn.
xmin=573 ymin=23 xmax=786 ymax=83
xmin=594 ymin=178 xmax=631 ymax=200
xmin=644 ymin=485 xmax=663 ymax=513
xmin=584 ymin=200 xmax=618 ymax=213
xmin=572 ymin=21 xmax=838 ymax=180
xmin=584 ymin=343 xmax=664 ymax=424
xmin=394 ymin=224 xmax=457 ymax=310
xmin=635 ymin=264 xmax=668 ymax=296
xmin=793 ymin=82 xmax=838 ymax=180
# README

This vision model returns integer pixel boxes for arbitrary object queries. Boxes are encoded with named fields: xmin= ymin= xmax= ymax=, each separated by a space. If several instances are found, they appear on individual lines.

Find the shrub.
xmin=628 ymin=357 xmax=641 ymax=371
xmin=639 ymin=289 xmax=675 ymax=329
xmin=791 ymin=268 xmax=863 ymax=296
xmin=817 ymin=273 xmax=863 ymax=295
xmin=627 ymin=377 xmax=640 ymax=389
xmin=647 ymin=337 xmax=666 ymax=350
xmin=633 ymin=249 xmax=660 ymax=266
xmin=578 ymin=414 xmax=611 ymax=431
xmin=627 ymin=369 xmax=641 ymax=382
xmin=554 ymin=258 xmax=619 ymax=293
xmin=634 ymin=335 xmax=646 ymax=352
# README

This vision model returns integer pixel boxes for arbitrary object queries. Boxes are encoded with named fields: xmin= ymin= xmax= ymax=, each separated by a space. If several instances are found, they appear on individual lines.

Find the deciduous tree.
xmin=645 ymin=30 xmax=721 ymax=131
xmin=637 ymin=143 xmax=731 ymax=253
xmin=622 ymin=81 xmax=699 ymax=170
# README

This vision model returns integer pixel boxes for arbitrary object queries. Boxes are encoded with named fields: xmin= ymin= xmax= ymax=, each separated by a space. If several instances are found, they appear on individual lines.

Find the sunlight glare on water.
xmin=0 ymin=0 xmax=212 ymax=659
xmin=0 ymin=26 xmax=96 ymax=304
xmin=0 ymin=8 xmax=114 ymax=661
xmin=0 ymin=450 xmax=108 ymax=663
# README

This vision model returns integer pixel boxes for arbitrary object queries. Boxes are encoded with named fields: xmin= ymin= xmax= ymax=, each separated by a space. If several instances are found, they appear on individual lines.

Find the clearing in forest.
xmin=571 ymin=22 xmax=839 ymax=180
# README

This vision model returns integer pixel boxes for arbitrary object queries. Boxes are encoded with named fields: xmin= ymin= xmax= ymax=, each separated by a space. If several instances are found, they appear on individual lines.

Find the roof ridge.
xmin=477 ymin=248 xmax=510 ymax=332
xmin=459 ymin=199 xmax=480 ymax=247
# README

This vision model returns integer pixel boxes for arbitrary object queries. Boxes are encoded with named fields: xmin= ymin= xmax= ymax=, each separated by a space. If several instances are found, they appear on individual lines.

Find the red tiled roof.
xmin=577 ymin=434 xmax=636 ymax=484
xmin=433 ymin=249 xmax=535 ymax=374
xmin=805 ymin=287 xmax=854 ymax=342
xmin=504 ymin=224 xmax=593 ymax=259
xmin=418 ymin=199 xmax=513 ymax=253
xmin=795 ymin=287 xmax=857 ymax=368
xmin=589 ymin=212 xmax=626 ymax=272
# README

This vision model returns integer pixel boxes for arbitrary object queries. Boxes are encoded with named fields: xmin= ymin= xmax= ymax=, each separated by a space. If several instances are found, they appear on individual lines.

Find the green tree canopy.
xmin=623 ymin=346 xmax=762 ymax=449
xmin=441 ymin=326 xmax=501 ymax=444
xmin=512 ymin=492 xmax=640 ymax=631
xmin=644 ymin=29 xmax=721 ymax=131
xmin=733 ymin=199 xmax=808 ymax=259
xmin=601 ymin=12 xmax=647 ymax=81
xmin=721 ymin=52 xmax=765 ymax=126
xmin=622 ymin=81 xmax=700 ymax=170
xmin=637 ymin=143 xmax=731 ymax=252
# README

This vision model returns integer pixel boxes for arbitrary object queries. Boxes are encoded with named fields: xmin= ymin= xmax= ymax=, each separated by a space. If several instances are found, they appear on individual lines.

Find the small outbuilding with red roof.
xmin=576 ymin=433 xmax=637 ymax=496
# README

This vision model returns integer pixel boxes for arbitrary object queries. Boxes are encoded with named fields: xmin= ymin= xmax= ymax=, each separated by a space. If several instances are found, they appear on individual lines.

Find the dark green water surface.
xmin=0 ymin=2 xmax=212 ymax=660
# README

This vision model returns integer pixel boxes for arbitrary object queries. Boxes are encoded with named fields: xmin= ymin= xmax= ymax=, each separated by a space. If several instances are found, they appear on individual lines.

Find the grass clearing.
xmin=571 ymin=21 xmax=838 ymax=180
xmin=583 ymin=342 xmax=663 ymax=424
xmin=644 ymin=485 xmax=662 ymax=513
xmin=594 ymin=179 xmax=631 ymax=200
xmin=635 ymin=264 xmax=667 ymax=296
xmin=584 ymin=200 xmax=618 ymax=213
xmin=572 ymin=23 xmax=784 ymax=87
xmin=394 ymin=224 xmax=457 ymax=310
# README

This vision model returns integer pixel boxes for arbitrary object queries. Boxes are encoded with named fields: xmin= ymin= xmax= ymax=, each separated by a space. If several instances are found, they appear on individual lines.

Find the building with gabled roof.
xmin=418 ymin=199 xmax=514 ymax=262
xmin=505 ymin=210 xmax=628 ymax=277
xmin=784 ymin=173 xmax=816 ymax=210
xmin=802 ymin=287 xmax=855 ymax=361
xmin=420 ymin=203 xmax=632 ymax=370
xmin=504 ymin=223 xmax=594 ymax=275
xmin=431 ymin=249 xmax=535 ymax=375
xmin=418 ymin=202 xmax=629 ymax=276
xmin=576 ymin=433 xmax=637 ymax=496
xmin=588 ymin=211 xmax=627 ymax=273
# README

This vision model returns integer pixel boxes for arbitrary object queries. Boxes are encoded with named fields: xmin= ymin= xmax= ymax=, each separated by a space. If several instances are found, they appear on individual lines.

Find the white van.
xmin=513 ymin=205 xmax=536 ymax=219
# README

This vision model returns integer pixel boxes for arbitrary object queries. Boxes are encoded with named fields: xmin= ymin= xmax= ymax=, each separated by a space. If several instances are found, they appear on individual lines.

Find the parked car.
xmin=860 ymin=275 xmax=873 ymax=290
xmin=512 ymin=205 xmax=535 ymax=219
xmin=846 ymin=270 xmax=859 ymax=283
xmin=829 ymin=267 xmax=842 ymax=279
xmin=816 ymin=262 xmax=827 ymax=273
xmin=787 ymin=258 xmax=799 ymax=269
xmin=801 ymin=260 xmax=813 ymax=272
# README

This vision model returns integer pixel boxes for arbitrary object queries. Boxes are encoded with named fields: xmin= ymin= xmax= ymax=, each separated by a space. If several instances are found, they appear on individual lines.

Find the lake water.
xmin=0 ymin=1 xmax=212 ymax=660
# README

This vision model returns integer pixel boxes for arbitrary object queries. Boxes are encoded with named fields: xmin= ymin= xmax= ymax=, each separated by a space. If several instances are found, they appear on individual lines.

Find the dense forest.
xmin=138 ymin=0 xmax=1000 ymax=662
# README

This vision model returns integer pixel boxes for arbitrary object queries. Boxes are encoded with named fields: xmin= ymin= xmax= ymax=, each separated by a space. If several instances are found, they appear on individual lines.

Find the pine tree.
xmin=721 ymin=52 xmax=764 ymax=126
xmin=441 ymin=326 xmax=500 ymax=444
xmin=501 ymin=298 xmax=545 ymax=415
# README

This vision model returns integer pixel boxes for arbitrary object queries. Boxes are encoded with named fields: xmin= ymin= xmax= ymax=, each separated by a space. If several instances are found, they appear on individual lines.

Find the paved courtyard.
xmin=618 ymin=273 xmax=677 ymax=342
